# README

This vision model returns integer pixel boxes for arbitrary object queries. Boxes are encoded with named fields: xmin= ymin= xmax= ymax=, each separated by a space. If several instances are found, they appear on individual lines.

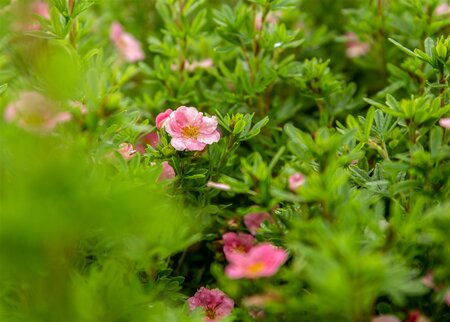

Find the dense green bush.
xmin=0 ymin=0 xmax=449 ymax=321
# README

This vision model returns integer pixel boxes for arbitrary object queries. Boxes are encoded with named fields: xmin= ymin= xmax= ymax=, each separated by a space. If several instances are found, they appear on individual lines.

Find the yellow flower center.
xmin=182 ymin=125 xmax=199 ymax=138
xmin=246 ymin=262 xmax=265 ymax=275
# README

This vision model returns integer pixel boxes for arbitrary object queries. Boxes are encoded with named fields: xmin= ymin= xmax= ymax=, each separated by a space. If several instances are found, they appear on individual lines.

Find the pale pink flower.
xmin=288 ymin=172 xmax=306 ymax=192
xmin=185 ymin=59 xmax=214 ymax=72
xmin=206 ymin=181 xmax=231 ymax=191
xmin=158 ymin=161 xmax=176 ymax=181
xmin=155 ymin=109 xmax=173 ymax=130
xmin=117 ymin=143 xmax=136 ymax=161
xmin=188 ymin=287 xmax=234 ymax=322
xmin=371 ymin=315 xmax=401 ymax=322
xmin=4 ymin=91 xmax=71 ymax=133
xmin=135 ymin=132 xmax=159 ymax=153
xmin=345 ymin=32 xmax=370 ymax=58
xmin=445 ymin=290 xmax=450 ymax=306
xmin=244 ymin=212 xmax=273 ymax=235
xmin=222 ymin=232 xmax=254 ymax=261
xmin=439 ymin=118 xmax=450 ymax=129
xmin=435 ymin=3 xmax=450 ymax=16
xmin=225 ymin=243 xmax=288 ymax=279
xmin=172 ymin=59 xmax=214 ymax=72
xmin=254 ymin=12 xmax=280 ymax=31
xmin=110 ymin=22 xmax=145 ymax=63
xmin=421 ymin=271 xmax=436 ymax=290
xmin=163 ymin=106 xmax=220 ymax=151
xmin=31 ymin=1 xmax=50 ymax=19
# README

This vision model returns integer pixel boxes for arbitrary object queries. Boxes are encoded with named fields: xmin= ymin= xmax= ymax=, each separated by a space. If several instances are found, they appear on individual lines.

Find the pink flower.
xmin=163 ymin=106 xmax=220 ymax=151
xmin=135 ymin=132 xmax=159 ymax=153
xmin=225 ymin=243 xmax=288 ymax=279
xmin=206 ymin=181 xmax=231 ymax=191
xmin=4 ymin=91 xmax=71 ymax=133
xmin=439 ymin=118 xmax=450 ymax=129
xmin=188 ymin=287 xmax=234 ymax=322
xmin=407 ymin=310 xmax=430 ymax=322
xmin=421 ymin=271 xmax=436 ymax=290
xmin=435 ymin=3 xmax=450 ymax=16
xmin=117 ymin=143 xmax=136 ymax=161
xmin=371 ymin=315 xmax=401 ymax=322
xmin=445 ymin=290 xmax=450 ymax=307
xmin=110 ymin=22 xmax=145 ymax=63
xmin=345 ymin=32 xmax=370 ymax=58
xmin=222 ymin=232 xmax=254 ymax=261
xmin=254 ymin=12 xmax=280 ymax=31
xmin=31 ymin=1 xmax=50 ymax=19
xmin=288 ymin=172 xmax=306 ymax=192
xmin=244 ymin=212 xmax=272 ymax=235
xmin=158 ymin=161 xmax=176 ymax=181
xmin=172 ymin=59 xmax=214 ymax=72
xmin=155 ymin=109 xmax=173 ymax=130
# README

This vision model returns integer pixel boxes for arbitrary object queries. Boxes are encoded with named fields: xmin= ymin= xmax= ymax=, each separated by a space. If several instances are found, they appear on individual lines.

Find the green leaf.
xmin=0 ymin=83 xmax=7 ymax=96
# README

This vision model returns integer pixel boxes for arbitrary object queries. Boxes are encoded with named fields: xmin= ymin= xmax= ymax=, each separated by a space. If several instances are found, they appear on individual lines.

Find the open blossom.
xmin=439 ymin=118 xmax=450 ymax=129
xmin=435 ymin=3 xmax=450 ymax=16
xmin=135 ymin=132 xmax=159 ymax=153
xmin=110 ymin=22 xmax=145 ymax=62
xmin=288 ymin=172 xmax=306 ymax=192
xmin=445 ymin=290 xmax=450 ymax=306
xmin=206 ymin=181 xmax=231 ymax=191
xmin=188 ymin=287 xmax=234 ymax=322
xmin=117 ymin=143 xmax=136 ymax=161
xmin=222 ymin=232 xmax=254 ymax=261
xmin=244 ymin=212 xmax=272 ymax=235
xmin=155 ymin=109 xmax=173 ymax=129
xmin=4 ymin=91 xmax=71 ymax=133
xmin=163 ymin=106 xmax=220 ymax=151
xmin=225 ymin=243 xmax=288 ymax=279
xmin=372 ymin=315 xmax=401 ymax=322
xmin=345 ymin=32 xmax=370 ymax=58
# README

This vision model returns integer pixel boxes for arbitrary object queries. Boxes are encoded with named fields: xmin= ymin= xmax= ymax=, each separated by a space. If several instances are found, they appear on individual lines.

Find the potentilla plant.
xmin=1 ymin=1 xmax=450 ymax=322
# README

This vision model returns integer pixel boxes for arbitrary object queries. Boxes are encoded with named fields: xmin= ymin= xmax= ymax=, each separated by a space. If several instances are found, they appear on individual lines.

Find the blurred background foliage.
xmin=1 ymin=0 xmax=450 ymax=321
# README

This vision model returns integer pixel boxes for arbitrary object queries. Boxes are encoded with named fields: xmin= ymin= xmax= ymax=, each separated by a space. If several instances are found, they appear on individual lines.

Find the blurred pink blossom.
xmin=117 ymin=143 xmax=136 ymax=161
xmin=110 ymin=22 xmax=145 ymax=63
xmin=163 ymin=106 xmax=220 ymax=151
xmin=222 ymin=232 xmax=254 ymax=261
xmin=4 ymin=91 xmax=71 ymax=133
xmin=288 ymin=172 xmax=306 ymax=191
xmin=345 ymin=32 xmax=370 ymax=58
xmin=188 ymin=287 xmax=234 ymax=322
xmin=244 ymin=212 xmax=273 ymax=235
xmin=407 ymin=310 xmax=430 ymax=322
xmin=254 ymin=12 xmax=280 ymax=31
xmin=371 ymin=315 xmax=401 ymax=322
xmin=439 ymin=118 xmax=450 ymax=129
xmin=225 ymin=243 xmax=288 ymax=279
xmin=172 ymin=59 xmax=214 ymax=72
xmin=158 ymin=161 xmax=176 ymax=181
xmin=156 ymin=109 xmax=173 ymax=129
xmin=435 ymin=3 xmax=450 ymax=16
xmin=206 ymin=181 xmax=231 ymax=191
xmin=445 ymin=290 xmax=450 ymax=306
xmin=31 ymin=1 xmax=50 ymax=19
xmin=421 ymin=271 xmax=436 ymax=290
xmin=135 ymin=132 xmax=159 ymax=153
